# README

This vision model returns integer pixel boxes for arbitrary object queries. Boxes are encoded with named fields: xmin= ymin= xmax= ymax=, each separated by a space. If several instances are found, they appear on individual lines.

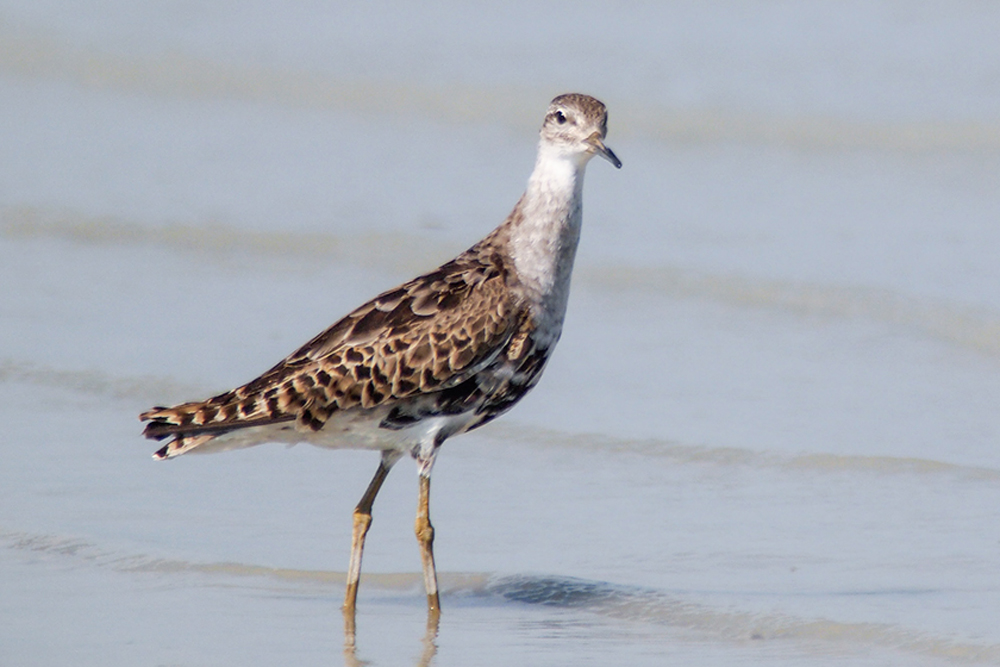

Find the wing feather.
xmin=140 ymin=242 xmax=524 ymax=442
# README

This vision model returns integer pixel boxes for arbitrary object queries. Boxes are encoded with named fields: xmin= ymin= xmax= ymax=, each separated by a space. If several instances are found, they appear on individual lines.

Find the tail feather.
xmin=140 ymin=394 xmax=296 ymax=459
xmin=153 ymin=434 xmax=216 ymax=460
xmin=141 ymin=412 xmax=294 ymax=440
xmin=140 ymin=361 xmax=337 ymax=458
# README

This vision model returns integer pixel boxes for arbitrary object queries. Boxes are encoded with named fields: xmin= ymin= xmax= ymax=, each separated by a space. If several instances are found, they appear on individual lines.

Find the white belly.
xmin=187 ymin=404 xmax=479 ymax=459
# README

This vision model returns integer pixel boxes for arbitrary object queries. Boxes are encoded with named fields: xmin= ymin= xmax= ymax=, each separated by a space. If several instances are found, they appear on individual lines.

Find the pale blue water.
xmin=3 ymin=2 xmax=1000 ymax=665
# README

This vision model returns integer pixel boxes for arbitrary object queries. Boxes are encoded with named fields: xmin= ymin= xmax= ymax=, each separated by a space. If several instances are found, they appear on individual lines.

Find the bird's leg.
xmin=344 ymin=452 xmax=398 ymax=620
xmin=415 ymin=473 xmax=441 ymax=615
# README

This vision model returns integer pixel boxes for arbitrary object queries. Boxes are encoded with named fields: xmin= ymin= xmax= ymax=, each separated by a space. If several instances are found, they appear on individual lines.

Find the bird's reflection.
xmin=343 ymin=606 xmax=440 ymax=667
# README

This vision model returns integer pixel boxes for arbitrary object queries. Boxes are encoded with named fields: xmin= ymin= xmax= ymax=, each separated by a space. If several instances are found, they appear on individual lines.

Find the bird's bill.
xmin=587 ymin=133 xmax=622 ymax=169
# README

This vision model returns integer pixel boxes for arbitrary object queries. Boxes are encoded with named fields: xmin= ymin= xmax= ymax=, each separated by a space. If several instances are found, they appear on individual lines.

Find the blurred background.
xmin=2 ymin=2 xmax=999 ymax=665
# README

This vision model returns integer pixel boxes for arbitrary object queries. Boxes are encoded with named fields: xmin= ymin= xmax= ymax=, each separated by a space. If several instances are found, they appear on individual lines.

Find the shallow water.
xmin=3 ymin=2 xmax=1000 ymax=665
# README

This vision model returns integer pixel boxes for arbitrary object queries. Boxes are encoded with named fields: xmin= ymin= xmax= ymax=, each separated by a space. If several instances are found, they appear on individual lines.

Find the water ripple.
xmin=5 ymin=528 xmax=998 ymax=663
xmin=3 ymin=26 xmax=1000 ymax=152
xmin=6 ymin=206 xmax=1000 ymax=359
xmin=3 ymin=357 xmax=998 ymax=482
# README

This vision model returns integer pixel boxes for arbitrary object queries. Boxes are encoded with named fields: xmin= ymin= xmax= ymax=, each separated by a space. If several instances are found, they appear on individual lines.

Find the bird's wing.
xmin=141 ymin=244 xmax=524 ymax=441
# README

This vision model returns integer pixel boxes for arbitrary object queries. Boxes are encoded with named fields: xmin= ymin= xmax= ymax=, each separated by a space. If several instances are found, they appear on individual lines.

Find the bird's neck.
xmin=506 ymin=145 xmax=589 ymax=333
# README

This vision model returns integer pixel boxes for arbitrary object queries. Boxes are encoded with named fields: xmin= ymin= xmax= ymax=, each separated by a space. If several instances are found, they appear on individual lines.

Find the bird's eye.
xmin=554 ymin=110 xmax=567 ymax=124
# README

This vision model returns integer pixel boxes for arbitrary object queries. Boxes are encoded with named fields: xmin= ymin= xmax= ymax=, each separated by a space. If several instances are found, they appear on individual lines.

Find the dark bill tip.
xmin=601 ymin=145 xmax=622 ymax=169
xmin=588 ymin=134 xmax=622 ymax=169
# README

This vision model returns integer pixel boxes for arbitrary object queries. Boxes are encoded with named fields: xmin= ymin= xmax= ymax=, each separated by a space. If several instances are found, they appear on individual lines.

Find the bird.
xmin=140 ymin=93 xmax=621 ymax=617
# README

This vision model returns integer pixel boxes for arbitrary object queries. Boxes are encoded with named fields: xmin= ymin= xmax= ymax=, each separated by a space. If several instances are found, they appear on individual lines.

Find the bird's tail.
xmin=140 ymin=389 xmax=295 ymax=460
xmin=146 ymin=430 xmax=216 ymax=460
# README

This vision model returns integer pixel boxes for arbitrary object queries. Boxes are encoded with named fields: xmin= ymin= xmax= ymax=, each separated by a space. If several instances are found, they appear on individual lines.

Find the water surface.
xmin=2 ymin=2 xmax=999 ymax=665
